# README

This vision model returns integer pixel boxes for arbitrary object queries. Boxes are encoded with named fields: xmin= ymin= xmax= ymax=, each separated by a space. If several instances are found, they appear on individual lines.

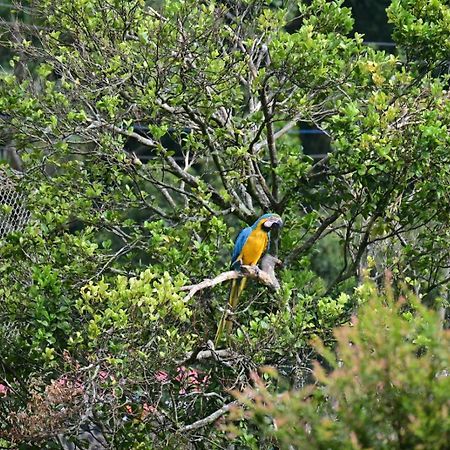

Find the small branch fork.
xmin=181 ymin=255 xmax=282 ymax=302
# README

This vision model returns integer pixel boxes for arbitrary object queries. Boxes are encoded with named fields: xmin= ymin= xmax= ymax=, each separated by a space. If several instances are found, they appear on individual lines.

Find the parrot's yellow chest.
xmin=239 ymin=227 xmax=268 ymax=266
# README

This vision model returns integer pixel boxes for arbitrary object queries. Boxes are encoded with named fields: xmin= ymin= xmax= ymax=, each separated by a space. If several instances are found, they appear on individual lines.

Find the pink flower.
xmin=0 ymin=383 xmax=8 ymax=397
xmin=143 ymin=403 xmax=157 ymax=413
xmin=141 ymin=403 xmax=157 ymax=419
xmin=174 ymin=366 xmax=188 ymax=382
xmin=155 ymin=370 xmax=170 ymax=383
xmin=174 ymin=366 xmax=210 ymax=394
xmin=98 ymin=370 xmax=109 ymax=381
xmin=56 ymin=376 xmax=67 ymax=386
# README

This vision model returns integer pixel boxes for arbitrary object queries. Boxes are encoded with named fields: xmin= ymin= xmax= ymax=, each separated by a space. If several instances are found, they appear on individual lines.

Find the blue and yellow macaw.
xmin=215 ymin=213 xmax=283 ymax=345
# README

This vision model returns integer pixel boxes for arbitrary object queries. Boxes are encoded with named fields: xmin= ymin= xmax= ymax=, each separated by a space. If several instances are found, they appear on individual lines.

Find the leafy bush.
xmin=232 ymin=285 xmax=450 ymax=449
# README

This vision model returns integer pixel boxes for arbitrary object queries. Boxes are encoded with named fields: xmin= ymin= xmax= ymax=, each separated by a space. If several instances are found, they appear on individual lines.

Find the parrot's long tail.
xmin=214 ymin=277 xmax=247 ymax=346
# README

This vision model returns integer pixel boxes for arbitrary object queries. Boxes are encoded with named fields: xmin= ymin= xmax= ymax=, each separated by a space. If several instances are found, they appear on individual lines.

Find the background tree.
xmin=0 ymin=0 xmax=448 ymax=448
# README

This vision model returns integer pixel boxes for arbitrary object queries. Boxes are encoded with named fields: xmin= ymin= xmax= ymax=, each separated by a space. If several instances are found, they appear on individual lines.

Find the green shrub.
xmin=232 ymin=286 xmax=450 ymax=450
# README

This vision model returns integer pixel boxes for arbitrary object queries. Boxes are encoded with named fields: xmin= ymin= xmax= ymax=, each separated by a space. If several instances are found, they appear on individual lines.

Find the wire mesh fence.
xmin=0 ymin=170 xmax=30 ymax=238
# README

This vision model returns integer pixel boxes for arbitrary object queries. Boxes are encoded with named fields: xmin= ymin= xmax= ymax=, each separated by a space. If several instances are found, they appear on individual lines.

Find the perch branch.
xmin=182 ymin=255 xmax=282 ymax=301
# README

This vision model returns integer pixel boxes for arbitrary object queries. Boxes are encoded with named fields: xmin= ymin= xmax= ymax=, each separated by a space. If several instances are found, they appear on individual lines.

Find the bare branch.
xmin=253 ymin=115 xmax=304 ymax=153
xmin=246 ymin=154 xmax=277 ymax=209
xmin=184 ymin=348 xmax=237 ymax=362
xmin=260 ymin=87 xmax=279 ymax=200
xmin=181 ymin=259 xmax=281 ymax=302
xmin=284 ymin=211 xmax=341 ymax=266
xmin=178 ymin=401 xmax=238 ymax=432
xmin=178 ymin=345 xmax=245 ymax=368
xmin=181 ymin=105 xmax=255 ymax=219
xmin=88 ymin=119 xmax=236 ymax=216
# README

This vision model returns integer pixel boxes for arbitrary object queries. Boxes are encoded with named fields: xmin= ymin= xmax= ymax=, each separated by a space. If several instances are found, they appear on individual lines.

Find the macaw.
xmin=214 ymin=213 xmax=283 ymax=345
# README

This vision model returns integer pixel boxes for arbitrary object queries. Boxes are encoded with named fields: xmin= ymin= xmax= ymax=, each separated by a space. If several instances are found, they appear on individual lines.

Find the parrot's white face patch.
xmin=262 ymin=215 xmax=283 ymax=230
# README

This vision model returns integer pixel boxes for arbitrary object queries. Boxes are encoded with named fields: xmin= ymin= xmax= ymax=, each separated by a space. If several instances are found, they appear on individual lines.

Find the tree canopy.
xmin=0 ymin=0 xmax=448 ymax=448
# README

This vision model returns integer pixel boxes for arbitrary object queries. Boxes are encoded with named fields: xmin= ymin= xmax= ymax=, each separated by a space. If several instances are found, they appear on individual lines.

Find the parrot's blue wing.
xmin=230 ymin=226 xmax=252 ymax=267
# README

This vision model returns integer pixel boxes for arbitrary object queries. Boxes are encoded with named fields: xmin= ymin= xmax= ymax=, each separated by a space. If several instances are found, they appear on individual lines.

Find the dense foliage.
xmin=232 ymin=283 xmax=450 ymax=450
xmin=0 ymin=0 xmax=448 ymax=448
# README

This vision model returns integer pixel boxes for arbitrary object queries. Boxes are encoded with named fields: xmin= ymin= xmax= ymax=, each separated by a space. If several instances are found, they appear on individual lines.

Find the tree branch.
xmin=181 ymin=257 xmax=282 ymax=302
xmin=178 ymin=401 xmax=238 ymax=432
xmin=89 ymin=119 xmax=238 ymax=217
xmin=284 ymin=211 xmax=341 ymax=266
xmin=260 ymin=87 xmax=279 ymax=200
xmin=181 ymin=105 xmax=255 ymax=220
xmin=253 ymin=115 xmax=304 ymax=153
